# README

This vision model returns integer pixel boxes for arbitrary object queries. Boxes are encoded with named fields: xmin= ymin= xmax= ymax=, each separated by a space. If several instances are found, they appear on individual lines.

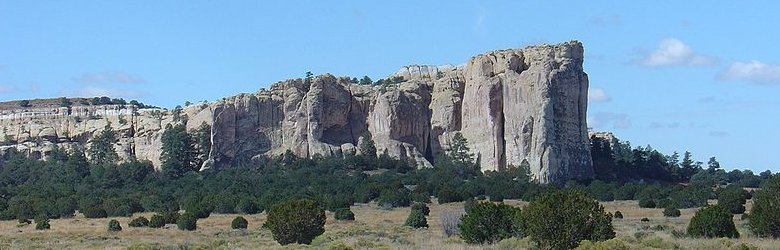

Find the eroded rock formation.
xmin=0 ymin=41 xmax=593 ymax=184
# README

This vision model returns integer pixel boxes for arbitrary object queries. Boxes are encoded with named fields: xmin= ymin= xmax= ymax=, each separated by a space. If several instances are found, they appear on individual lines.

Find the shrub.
xmin=613 ymin=211 xmax=623 ymax=219
xmin=81 ymin=207 xmax=108 ymax=218
xmin=334 ymin=208 xmax=355 ymax=221
xmin=182 ymin=198 xmax=211 ymax=219
xmin=718 ymin=186 xmax=748 ymax=214
xmin=522 ymin=189 xmax=615 ymax=249
xmin=410 ymin=192 xmax=431 ymax=203
xmin=236 ymin=198 xmax=260 ymax=214
xmin=741 ymin=213 xmax=749 ymax=221
xmin=458 ymin=201 xmax=522 ymax=244
xmin=748 ymin=175 xmax=780 ymax=237
xmin=663 ymin=207 xmax=681 ymax=217
xmin=129 ymin=216 xmax=149 ymax=227
xmin=148 ymin=214 xmax=165 ymax=228
xmin=440 ymin=209 xmax=462 ymax=237
xmin=489 ymin=193 xmax=504 ymax=202
xmin=638 ymin=198 xmax=656 ymax=208
xmin=161 ymin=211 xmax=180 ymax=224
xmin=34 ymin=216 xmax=50 ymax=230
xmin=176 ymin=213 xmax=197 ymax=231
xmin=264 ymin=199 xmax=326 ymax=245
xmin=641 ymin=218 xmax=650 ymax=222
xmin=687 ymin=205 xmax=739 ymax=238
xmin=404 ymin=209 xmax=428 ymax=228
xmin=377 ymin=188 xmax=411 ymax=208
xmin=437 ymin=187 xmax=464 ymax=204
xmin=411 ymin=202 xmax=430 ymax=216
xmin=108 ymin=219 xmax=122 ymax=232
xmin=231 ymin=216 xmax=248 ymax=229
xmin=463 ymin=198 xmax=477 ymax=214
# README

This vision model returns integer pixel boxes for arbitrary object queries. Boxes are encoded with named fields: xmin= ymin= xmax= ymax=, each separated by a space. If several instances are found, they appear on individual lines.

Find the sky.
xmin=1 ymin=1 xmax=779 ymax=172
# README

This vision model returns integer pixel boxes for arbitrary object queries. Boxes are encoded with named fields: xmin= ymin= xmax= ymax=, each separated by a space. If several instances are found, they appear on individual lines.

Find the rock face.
xmin=0 ymin=41 xmax=593 ymax=184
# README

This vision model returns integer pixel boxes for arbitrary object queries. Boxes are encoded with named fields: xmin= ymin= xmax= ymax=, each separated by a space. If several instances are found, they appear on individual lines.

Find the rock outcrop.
xmin=0 ymin=41 xmax=593 ymax=184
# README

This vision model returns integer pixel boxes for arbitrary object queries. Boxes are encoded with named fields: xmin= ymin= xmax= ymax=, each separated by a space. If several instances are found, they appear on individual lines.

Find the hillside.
xmin=0 ymin=41 xmax=592 ymax=184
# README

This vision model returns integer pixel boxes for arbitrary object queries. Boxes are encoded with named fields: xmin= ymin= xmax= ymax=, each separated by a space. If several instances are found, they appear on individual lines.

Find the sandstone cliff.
xmin=0 ymin=41 xmax=593 ymax=184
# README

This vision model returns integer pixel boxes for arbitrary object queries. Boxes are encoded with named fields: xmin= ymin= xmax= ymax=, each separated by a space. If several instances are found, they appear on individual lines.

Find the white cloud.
xmin=73 ymin=71 xmax=145 ymax=84
xmin=633 ymin=38 xmax=716 ymax=67
xmin=588 ymin=112 xmax=631 ymax=129
xmin=717 ymin=60 xmax=780 ymax=85
xmin=588 ymin=88 xmax=611 ymax=103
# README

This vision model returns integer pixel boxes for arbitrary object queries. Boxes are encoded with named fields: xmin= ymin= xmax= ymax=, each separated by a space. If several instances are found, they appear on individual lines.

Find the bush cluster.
xmin=411 ymin=203 xmax=430 ymax=216
xmin=663 ymin=207 xmax=681 ymax=217
xmin=404 ymin=209 xmax=428 ymax=228
xmin=34 ymin=216 xmax=50 ymax=230
xmin=231 ymin=216 xmax=248 ymax=229
xmin=129 ymin=216 xmax=149 ymax=227
xmin=264 ymin=199 xmax=325 ymax=245
xmin=522 ymin=189 xmax=615 ymax=249
xmin=148 ymin=214 xmax=166 ymax=228
xmin=458 ymin=201 xmax=521 ymax=244
xmin=176 ymin=213 xmax=197 ymax=231
xmin=687 ymin=205 xmax=739 ymax=238
xmin=107 ymin=219 xmax=122 ymax=232
xmin=749 ymin=175 xmax=780 ymax=237
xmin=334 ymin=208 xmax=355 ymax=221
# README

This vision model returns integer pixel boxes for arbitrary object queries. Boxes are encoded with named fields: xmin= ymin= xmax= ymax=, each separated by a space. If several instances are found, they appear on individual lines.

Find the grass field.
xmin=0 ymin=200 xmax=777 ymax=250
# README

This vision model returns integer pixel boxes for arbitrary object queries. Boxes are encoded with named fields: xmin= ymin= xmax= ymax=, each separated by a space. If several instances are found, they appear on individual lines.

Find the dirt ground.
xmin=0 ymin=200 xmax=777 ymax=250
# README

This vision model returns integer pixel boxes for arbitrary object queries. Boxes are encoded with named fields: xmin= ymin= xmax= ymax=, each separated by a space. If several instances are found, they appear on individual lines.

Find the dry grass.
xmin=0 ymin=200 xmax=777 ymax=249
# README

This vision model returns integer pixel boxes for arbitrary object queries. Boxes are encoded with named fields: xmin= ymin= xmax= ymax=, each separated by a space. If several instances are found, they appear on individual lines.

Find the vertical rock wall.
xmin=0 ymin=41 xmax=593 ymax=184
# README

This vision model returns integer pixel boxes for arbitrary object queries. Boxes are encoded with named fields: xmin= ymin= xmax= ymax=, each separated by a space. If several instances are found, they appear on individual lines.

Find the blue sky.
xmin=1 ymin=1 xmax=779 ymax=172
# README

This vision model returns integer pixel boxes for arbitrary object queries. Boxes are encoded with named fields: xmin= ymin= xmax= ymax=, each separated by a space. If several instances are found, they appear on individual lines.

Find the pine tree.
xmin=88 ymin=124 xmax=119 ymax=165
xmin=161 ymin=124 xmax=197 ymax=178
xmin=448 ymin=132 xmax=474 ymax=166
xmin=359 ymin=133 xmax=377 ymax=158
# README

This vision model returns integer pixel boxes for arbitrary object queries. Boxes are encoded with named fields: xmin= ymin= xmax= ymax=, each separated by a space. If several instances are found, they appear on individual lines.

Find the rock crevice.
xmin=0 ymin=41 xmax=593 ymax=184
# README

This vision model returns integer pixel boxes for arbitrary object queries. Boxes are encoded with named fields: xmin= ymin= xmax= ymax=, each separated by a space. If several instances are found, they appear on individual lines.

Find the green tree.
xmin=334 ymin=208 xmax=355 ymax=221
xmin=129 ymin=217 xmax=149 ymax=227
xmin=161 ymin=124 xmax=197 ymax=178
xmin=193 ymin=122 xmax=211 ymax=168
xmin=359 ymin=76 xmax=373 ymax=85
xmin=458 ymin=201 xmax=522 ymax=244
xmin=264 ymin=199 xmax=325 ymax=245
xmin=404 ymin=208 xmax=428 ymax=228
xmin=88 ymin=124 xmax=119 ymax=165
xmin=34 ymin=215 xmax=50 ymax=230
xmin=663 ymin=206 xmax=681 ymax=217
xmin=687 ymin=205 xmax=739 ymax=238
xmin=680 ymin=151 xmax=701 ymax=181
xmin=148 ymin=214 xmax=165 ymax=228
xmin=176 ymin=213 xmax=197 ymax=231
xmin=411 ymin=202 xmax=430 ymax=216
xmin=749 ymin=175 xmax=780 ymax=237
xmin=19 ymin=100 xmax=31 ymax=107
xmin=718 ymin=186 xmax=748 ymax=214
xmin=448 ymin=132 xmax=474 ymax=166
xmin=59 ymin=97 xmax=72 ymax=108
xmin=522 ymin=189 xmax=615 ymax=249
xmin=232 ymin=216 xmax=248 ymax=229
xmin=707 ymin=157 xmax=721 ymax=172
xmin=107 ymin=219 xmax=122 ymax=232
xmin=359 ymin=133 xmax=377 ymax=158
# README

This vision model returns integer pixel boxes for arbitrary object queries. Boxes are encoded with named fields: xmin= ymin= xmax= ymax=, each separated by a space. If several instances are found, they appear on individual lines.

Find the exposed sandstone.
xmin=0 ymin=41 xmax=593 ymax=184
